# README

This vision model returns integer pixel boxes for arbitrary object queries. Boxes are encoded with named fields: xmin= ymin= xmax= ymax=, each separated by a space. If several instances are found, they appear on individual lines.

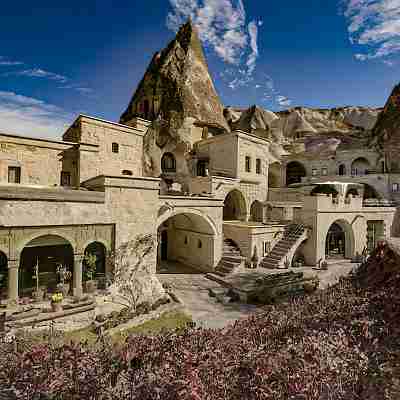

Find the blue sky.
xmin=0 ymin=0 xmax=399 ymax=139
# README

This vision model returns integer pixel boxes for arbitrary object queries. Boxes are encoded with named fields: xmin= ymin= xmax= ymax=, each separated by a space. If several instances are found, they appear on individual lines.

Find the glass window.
xmin=245 ymin=156 xmax=251 ymax=172
xmin=312 ymin=168 xmax=318 ymax=176
xmin=112 ymin=143 xmax=119 ymax=153
xmin=198 ymin=239 xmax=202 ymax=249
xmin=60 ymin=171 xmax=71 ymax=186
xmin=8 ymin=166 xmax=21 ymax=184
xmin=256 ymin=159 xmax=261 ymax=174
xmin=392 ymin=183 xmax=399 ymax=192
xmin=322 ymin=168 xmax=328 ymax=176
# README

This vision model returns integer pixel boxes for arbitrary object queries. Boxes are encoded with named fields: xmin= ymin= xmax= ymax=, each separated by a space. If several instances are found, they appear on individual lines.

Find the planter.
xmin=84 ymin=280 xmax=97 ymax=293
xmin=51 ymin=302 xmax=63 ymax=313
xmin=32 ymin=288 xmax=45 ymax=302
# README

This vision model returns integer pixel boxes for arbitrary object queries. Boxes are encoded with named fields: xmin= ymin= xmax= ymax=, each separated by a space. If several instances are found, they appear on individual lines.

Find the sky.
xmin=0 ymin=0 xmax=399 ymax=139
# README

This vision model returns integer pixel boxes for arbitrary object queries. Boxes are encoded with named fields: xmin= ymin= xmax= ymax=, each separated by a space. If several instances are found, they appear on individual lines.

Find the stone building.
xmin=0 ymin=20 xmax=398 ymax=304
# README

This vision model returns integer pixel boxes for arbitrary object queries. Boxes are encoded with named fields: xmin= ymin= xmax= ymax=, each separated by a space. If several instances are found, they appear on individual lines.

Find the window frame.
xmin=112 ymin=142 xmax=119 ymax=153
xmin=60 ymin=171 xmax=71 ymax=187
xmin=161 ymin=152 xmax=177 ymax=173
xmin=312 ymin=168 xmax=318 ymax=177
xmin=8 ymin=166 xmax=21 ymax=184
xmin=256 ymin=158 xmax=262 ymax=174
xmin=245 ymin=156 xmax=251 ymax=173
xmin=392 ymin=183 xmax=399 ymax=192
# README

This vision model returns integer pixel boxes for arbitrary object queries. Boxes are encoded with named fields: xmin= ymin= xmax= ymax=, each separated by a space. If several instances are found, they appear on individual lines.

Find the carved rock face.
xmin=120 ymin=20 xmax=229 ymax=140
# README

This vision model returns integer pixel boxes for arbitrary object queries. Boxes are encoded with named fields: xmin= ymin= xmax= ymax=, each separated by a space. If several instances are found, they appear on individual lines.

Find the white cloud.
xmin=4 ymin=68 xmax=68 ymax=83
xmin=0 ymin=91 xmax=72 ymax=139
xmin=276 ymin=95 xmax=292 ymax=107
xmin=383 ymin=59 xmax=395 ymax=66
xmin=0 ymin=56 xmax=23 ymax=66
xmin=166 ymin=0 xmax=262 ymax=83
xmin=342 ymin=0 xmax=400 ymax=62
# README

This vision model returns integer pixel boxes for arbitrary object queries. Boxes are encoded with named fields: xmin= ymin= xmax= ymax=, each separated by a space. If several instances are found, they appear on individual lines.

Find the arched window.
xmin=338 ymin=164 xmax=346 ymax=176
xmin=122 ymin=170 xmax=133 ymax=176
xmin=161 ymin=153 xmax=176 ymax=173
xmin=198 ymin=239 xmax=202 ymax=249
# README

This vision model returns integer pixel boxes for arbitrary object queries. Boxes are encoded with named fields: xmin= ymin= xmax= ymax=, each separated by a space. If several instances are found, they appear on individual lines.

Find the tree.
xmin=107 ymin=234 xmax=165 ymax=311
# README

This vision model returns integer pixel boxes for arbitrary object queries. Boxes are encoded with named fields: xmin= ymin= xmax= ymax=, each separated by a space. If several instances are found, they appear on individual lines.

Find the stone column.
xmin=8 ymin=260 xmax=19 ymax=305
xmin=73 ymin=254 xmax=84 ymax=298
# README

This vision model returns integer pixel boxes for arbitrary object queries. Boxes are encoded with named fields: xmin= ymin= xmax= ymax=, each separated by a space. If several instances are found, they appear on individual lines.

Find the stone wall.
xmin=0 ymin=133 xmax=73 ymax=187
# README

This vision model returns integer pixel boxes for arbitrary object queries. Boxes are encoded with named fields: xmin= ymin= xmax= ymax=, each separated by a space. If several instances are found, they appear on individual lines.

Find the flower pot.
xmin=84 ymin=280 xmax=97 ymax=293
xmin=32 ymin=288 xmax=45 ymax=302
xmin=51 ymin=302 xmax=63 ymax=313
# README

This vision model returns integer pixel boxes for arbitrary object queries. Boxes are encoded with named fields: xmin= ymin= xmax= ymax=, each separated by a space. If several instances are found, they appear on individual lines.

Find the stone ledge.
xmin=0 ymin=185 xmax=105 ymax=203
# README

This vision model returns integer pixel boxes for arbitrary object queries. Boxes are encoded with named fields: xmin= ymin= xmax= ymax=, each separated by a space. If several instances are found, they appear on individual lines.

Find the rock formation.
xmin=225 ymin=105 xmax=381 ymax=156
xmin=370 ymin=83 xmax=400 ymax=171
xmin=120 ymin=20 xmax=229 ymax=179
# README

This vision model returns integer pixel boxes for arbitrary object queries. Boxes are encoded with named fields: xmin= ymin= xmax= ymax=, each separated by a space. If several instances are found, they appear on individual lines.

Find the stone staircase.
xmin=260 ymin=223 xmax=307 ymax=269
xmin=212 ymin=238 xmax=244 ymax=277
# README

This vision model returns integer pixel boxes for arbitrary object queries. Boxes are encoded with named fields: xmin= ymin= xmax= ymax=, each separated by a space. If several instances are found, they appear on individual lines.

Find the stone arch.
xmin=19 ymin=234 xmax=74 ymax=297
xmin=83 ymin=241 xmax=107 ymax=276
xmin=250 ymin=200 xmax=264 ymax=222
xmin=223 ymin=189 xmax=247 ymax=221
xmin=156 ymin=209 xmax=218 ymax=272
xmin=363 ymin=183 xmax=381 ymax=199
xmin=351 ymin=157 xmax=370 ymax=176
xmin=157 ymin=207 xmax=218 ymax=237
xmin=324 ymin=219 xmax=355 ymax=259
xmin=286 ymin=161 xmax=306 ymax=186
xmin=17 ymin=230 xmax=77 ymax=256
xmin=268 ymin=162 xmax=282 ymax=188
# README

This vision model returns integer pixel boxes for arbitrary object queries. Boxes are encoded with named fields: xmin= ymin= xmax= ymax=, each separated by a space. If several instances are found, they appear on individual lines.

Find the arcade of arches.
xmin=157 ymin=212 xmax=217 ymax=273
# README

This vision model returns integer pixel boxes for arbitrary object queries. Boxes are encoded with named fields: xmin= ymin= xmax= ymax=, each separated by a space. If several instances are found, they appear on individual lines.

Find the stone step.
xmin=220 ymin=259 xmax=238 ymax=269
xmin=260 ymin=261 xmax=279 ymax=269
xmin=222 ymin=255 xmax=243 ymax=263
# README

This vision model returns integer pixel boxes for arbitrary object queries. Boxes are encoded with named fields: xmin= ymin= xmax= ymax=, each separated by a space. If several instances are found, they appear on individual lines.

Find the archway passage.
xmin=84 ymin=241 xmax=106 ymax=277
xmin=250 ymin=200 xmax=264 ymax=222
xmin=223 ymin=190 xmax=247 ymax=221
xmin=286 ymin=161 xmax=306 ymax=186
xmin=157 ymin=212 xmax=215 ymax=273
xmin=19 ymin=235 xmax=73 ymax=297
xmin=325 ymin=221 xmax=354 ymax=259
xmin=268 ymin=162 xmax=282 ymax=188
xmin=351 ymin=157 xmax=370 ymax=176
xmin=0 ymin=252 xmax=7 ymax=299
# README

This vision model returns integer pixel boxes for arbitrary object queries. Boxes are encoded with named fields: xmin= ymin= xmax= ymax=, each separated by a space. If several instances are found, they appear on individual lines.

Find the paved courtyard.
xmin=157 ymin=259 xmax=357 ymax=329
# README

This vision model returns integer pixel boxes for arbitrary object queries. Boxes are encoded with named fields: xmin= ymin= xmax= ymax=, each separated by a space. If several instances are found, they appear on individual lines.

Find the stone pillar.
xmin=8 ymin=260 xmax=19 ymax=305
xmin=73 ymin=254 xmax=84 ymax=298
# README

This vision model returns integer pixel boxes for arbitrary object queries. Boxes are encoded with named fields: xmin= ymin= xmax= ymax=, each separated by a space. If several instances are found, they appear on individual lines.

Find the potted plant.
xmin=83 ymin=253 xmax=97 ymax=293
xmin=56 ymin=264 xmax=72 ymax=296
xmin=50 ymin=292 xmax=63 ymax=313
xmin=32 ymin=259 xmax=45 ymax=301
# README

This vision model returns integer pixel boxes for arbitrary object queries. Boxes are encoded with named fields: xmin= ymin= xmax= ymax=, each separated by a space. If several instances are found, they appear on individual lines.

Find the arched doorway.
xmin=250 ymin=200 xmax=263 ymax=222
xmin=363 ymin=183 xmax=380 ymax=200
xmin=223 ymin=190 xmax=247 ymax=221
xmin=325 ymin=220 xmax=354 ymax=259
xmin=286 ymin=161 xmax=306 ymax=186
xmin=161 ymin=152 xmax=176 ymax=173
xmin=351 ymin=157 xmax=370 ymax=176
xmin=338 ymin=164 xmax=346 ymax=176
xmin=268 ymin=162 xmax=282 ymax=188
xmin=84 ymin=242 xmax=106 ymax=276
xmin=157 ymin=211 xmax=216 ymax=273
xmin=19 ymin=235 xmax=73 ymax=297
xmin=0 ymin=252 xmax=7 ymax=299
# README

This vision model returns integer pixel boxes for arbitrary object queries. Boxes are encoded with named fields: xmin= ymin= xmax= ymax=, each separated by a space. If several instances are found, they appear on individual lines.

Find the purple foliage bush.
xmin=1 ymin=244 xmax=400 ymax=399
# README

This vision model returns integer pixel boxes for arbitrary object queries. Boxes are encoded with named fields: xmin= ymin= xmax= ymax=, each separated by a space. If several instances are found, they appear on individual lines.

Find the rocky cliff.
xmin=370 ymin=84 xmax=400 ymax=170
xmin=225 ymin=105 xmax=382 ymax=155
